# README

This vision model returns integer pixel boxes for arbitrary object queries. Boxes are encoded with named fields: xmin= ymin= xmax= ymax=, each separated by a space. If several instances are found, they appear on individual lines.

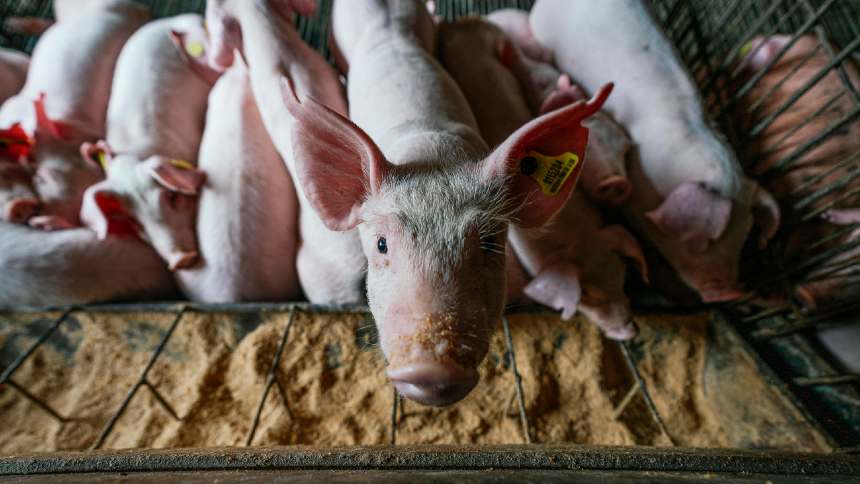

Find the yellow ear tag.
xmin=96 ymin=150 xmax=109 ymax=172
xmin=519 ymin=151 xmax=580 ymax=196
xmin=740 ymin=41 xmax=753 ymax=57
xmin=169 ymin=159 xmax=193 ymax=170
xmin=185 ymin=40 xmax=205 ymax=59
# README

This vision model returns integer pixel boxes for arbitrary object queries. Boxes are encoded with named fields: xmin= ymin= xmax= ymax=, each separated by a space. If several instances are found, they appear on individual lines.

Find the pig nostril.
xmin=388 ymin=363 xmax=478 ymax=407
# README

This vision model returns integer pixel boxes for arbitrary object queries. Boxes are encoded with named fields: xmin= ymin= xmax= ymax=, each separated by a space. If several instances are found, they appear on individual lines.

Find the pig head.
xmin=80 ymin=142 xmax=206 ymax=271
xmin=285 ymin=80 xmax=608 ymax=405
xmin=642 ymin=178 xmax=780 ymax=302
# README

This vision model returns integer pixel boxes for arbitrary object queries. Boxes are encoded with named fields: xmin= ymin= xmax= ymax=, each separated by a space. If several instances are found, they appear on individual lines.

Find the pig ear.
xmin=33 ymin=93 xmax=67 ymax=141
xmin=80 ymin=182 xmax=138 ymax=239
xmin=538 ymin=75 xmax=586 ymax=115
xmin=80 ymin=141 xmax=114 ymax=172
xmin=148 ymin=157 xmax=207 ymax=195
xmin=169 ymin=29 xmax=222 ymax=85
xmin=524 ymin=265 xmax=582 ymax=320
xmin=752 ymin=183 xmax=780 ymax=248
xmin=495 ymin=36 xmax=516 ymax=68
xmin=645 ymin=182 xmax=731 ymax=253
xmin=483 ymin=83 xmax=613 ymax=228
xmin=282 ymin=77 xmax=390 ymax=231
xmin=602 ymin=225 xmax=649 ymax=283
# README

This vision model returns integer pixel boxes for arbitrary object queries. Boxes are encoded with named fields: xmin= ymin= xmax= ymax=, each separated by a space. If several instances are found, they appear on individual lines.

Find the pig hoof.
xmin=603 ymin=321 xmax=638 ymax=341
xmin=28 ymin=215 xmax=74 ymax=231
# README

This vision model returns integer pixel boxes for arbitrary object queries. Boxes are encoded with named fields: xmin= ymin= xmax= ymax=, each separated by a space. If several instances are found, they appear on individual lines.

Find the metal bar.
xmin=789 ymin=146 xmax=860 ymax=199
xmin=618 ymin=341 xmax=676 ymax=446
xmin=726 ymin=0 xmax=837 ymax=104
xmin=502 ymin=316 xmax=531 ymax=444
xmin=142 ymin=381 xmax=181 ymax=421
xmin=3 ymin=380 xmax=64 ymax=422
xmin=611 ymin=383 xmax=640 ymax=420
xmin=793 ymin=374 xmax=860 ymax=387
xmin=245 ymin=308 xmax=297 ymax=446
xmin=768 ymin=104 xmax=860 ymax=176
xmin=389 ymin=387 xmax=399 ymax=445
xmin=91 ymin=307 xmax=187 ymax=450
xmin=0 ymin=301 xmax=563 ymax=316
xmin=0 ymin=308 xmax=73 ymax=384
xmin=744 ymin=42 xmax=824 ymax=121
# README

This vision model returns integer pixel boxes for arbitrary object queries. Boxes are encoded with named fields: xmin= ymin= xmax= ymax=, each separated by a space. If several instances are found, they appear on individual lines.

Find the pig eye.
xmin=377 ymin=236 xmax=388 ymax=254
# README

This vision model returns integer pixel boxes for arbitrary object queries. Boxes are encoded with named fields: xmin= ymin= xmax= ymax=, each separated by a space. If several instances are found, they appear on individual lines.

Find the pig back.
xmin=105 ymin=15 xmax=211 ymax=160
xmin=0 ymin=222 xmax=175 ymax=306
xmin=178 ymin=64 xmax=300 ymax=302
xmin=12 ymin=0 xmax=149 ymax=139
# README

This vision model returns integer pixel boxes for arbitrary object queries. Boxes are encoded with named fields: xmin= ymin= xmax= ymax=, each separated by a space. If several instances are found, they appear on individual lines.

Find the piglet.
xmin=0 ymin=222 xmax=175 ymax=306
xmin=531 ymin=0 xmax=781 ymax=303
xmin=80 ymin=15 xmax=214 ymax=271
xmin=736 ymin=35 xmax=860 ymax=310
xmin=0 ymin=0 xmax=150 ymax=230
xmin=480 ymin=12 xmax=634 ymax=206
xmin=176 ymin=59 xmax=300 ymax=302
xmin=0 ymin=48 xmax=28 ymax=104
xmin=300 ymin=0 xmax=608 ymax=406
xmin=205 ymin=0 xmax=367 ymax=304
xmin=510 ymin=191 xmax=647 ymax=340
xmin=438 ymin=18 xmax=645 ymax=339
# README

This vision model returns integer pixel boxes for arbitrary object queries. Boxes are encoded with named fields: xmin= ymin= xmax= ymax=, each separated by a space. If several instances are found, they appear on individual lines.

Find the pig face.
xmin=285 ymin=79 xmax=611 ymax=405
xmin=645 ymin=181 xmax=780 ymax=302
xmin=80 ymin=144 xmax=206 ymax=271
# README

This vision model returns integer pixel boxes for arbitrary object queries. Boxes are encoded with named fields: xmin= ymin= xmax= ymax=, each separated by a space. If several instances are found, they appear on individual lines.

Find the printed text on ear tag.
xmin=519 ymin=151 xmax=580 ymax=196
xmin=169 ymin=159 xmax=194 ymax=170
xmin=186 ymin=41 xmax=205 ymax=58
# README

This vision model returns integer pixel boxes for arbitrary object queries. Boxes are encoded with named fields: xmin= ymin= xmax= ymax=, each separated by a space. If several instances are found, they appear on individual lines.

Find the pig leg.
xmin=822 ymin=208 xmax=860 ymax=225
xmin=28 ymin=215 xmax=76 ymax=231
xmin=523 ymin=264 xmax=582 ymax=321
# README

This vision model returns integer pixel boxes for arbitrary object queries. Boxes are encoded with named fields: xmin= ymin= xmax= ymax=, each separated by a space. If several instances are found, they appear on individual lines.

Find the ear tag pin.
xmin=520 ymin=150 xmax=581 ymax=196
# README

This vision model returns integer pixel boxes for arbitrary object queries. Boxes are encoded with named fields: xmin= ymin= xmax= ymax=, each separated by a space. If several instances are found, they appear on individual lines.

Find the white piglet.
xmin=80 ymin=15 xmax=215 ymax=271
xmin=531 ymin=0 xmax=781 ymax=302
xmin=177 ymin=59 xmax=300 ymax=302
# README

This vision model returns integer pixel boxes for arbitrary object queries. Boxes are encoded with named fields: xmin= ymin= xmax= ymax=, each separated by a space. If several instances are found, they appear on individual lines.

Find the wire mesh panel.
xmin=0 ymin=0 xmax=858 ymax=458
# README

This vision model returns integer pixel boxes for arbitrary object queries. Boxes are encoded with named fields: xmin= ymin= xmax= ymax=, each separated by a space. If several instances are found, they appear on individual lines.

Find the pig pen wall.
xmin=0 ymin=0 xmax=858 ymax=464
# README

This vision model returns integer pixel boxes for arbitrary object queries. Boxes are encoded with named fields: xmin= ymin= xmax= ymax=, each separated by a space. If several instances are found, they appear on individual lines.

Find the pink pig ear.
xmin=80 ymin=182 xmax=139 ymax=239
xmin=169 ymin=29 xmax=222 ymax=85
xmin=646 ymin=181 xmax=732 ymax=253
xmin=148 ymin=157 xmax=207 ymax=196
xmin=282 ymin=77 xmax=390 ymax=231
xmin=33 ymin=93 xmax=67 ymax=140
xmin=752 ymin=182 xmax=780 ymax=248
xmin=524 ymin=265 xmax=582 ymax=320
xmin=80 ymin=140 xmax=114 ymax=172
xmin=602 ymin=225 xmax=649 ymax=283
xmin=483 ymin=82 xmax=613 ymax=228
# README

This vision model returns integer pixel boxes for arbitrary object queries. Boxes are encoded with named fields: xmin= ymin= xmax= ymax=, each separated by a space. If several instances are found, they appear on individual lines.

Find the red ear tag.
xmin=0 ymin=123 xmax=34 ymax=161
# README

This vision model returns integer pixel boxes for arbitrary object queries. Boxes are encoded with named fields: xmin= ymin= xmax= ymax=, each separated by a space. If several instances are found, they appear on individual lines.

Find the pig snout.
xmin=580 ymin=303 xmax=638 ymax=341
xmin=380 ymin=310 xmax=491 ymax=406
xmin=593 ymin=175 xmax=632 ymax=206
xmin=388 ymin=363 xmax=478 ymax=407
xmin=4 ymin=197 xmax=39 ymax=224
xmin=698 ymin=280 xmax=745 ymax=303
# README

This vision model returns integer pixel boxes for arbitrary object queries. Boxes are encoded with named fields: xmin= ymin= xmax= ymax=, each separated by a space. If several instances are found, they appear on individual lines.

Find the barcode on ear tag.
xmin=520 ymin=151 xmax=580 ymax=196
